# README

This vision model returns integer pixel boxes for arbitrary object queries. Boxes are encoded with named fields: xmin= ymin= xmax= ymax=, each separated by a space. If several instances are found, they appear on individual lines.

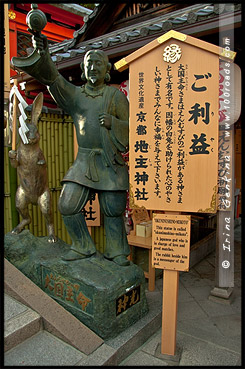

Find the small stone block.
xmin=209 ymin=286 xmax=233 ymax=300
xmin=208 ymin=294 xmax=234 ymax=305
xmin=155 ymin=342 xmax=183 ymax=364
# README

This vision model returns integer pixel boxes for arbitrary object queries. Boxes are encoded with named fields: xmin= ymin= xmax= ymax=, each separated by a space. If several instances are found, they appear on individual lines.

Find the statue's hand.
xmin=9 ymin=150 xmax=17 ymax=160
xmin=99 ymin=113 xmax=112 ymax=130
xmin=31 ymin=32 xmax=48 ymax=54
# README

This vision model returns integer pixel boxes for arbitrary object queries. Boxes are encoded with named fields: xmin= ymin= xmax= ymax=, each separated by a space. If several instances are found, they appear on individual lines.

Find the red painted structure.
xmin=9 ymin=3 xmax=84 ymax=77
xmin=9 ymin=3 xmax=85 ymax=107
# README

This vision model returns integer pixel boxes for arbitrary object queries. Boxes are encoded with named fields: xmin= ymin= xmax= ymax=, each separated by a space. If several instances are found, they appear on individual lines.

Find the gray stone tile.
xmin=76 ymin=344 xmax=117 ymax=366
xmin=178 ymin=332 xmax=240 ymax=366
xmin=186 ymin=285 xmax=214 ymax=301
xmin=205 ymin=252 xmax=215 ymax=267
xmin=178 ymin=316 xmax=221 ymax=336
xmin=177 ymin=318 xmax=241 ymax=353
xmin=140 ymin=329 xmax=161 ymax=356
xmin=177 ymin=300 xmax=208 ymax=321
xmin=230 ymin=296 xmax=242 ymax=314
xmin=198 ymin=298 xmax=238 ymax=318
xmin=236 ymin=355 xmax=242 ymax=365
xmin=178 ymin=283 xmax=194 ymax=302
xmin=192 ymin=259 xmax=215 ymax=276
xmin=210 ymin=314 xmax=241 ymax=337
xmin=4 ymin=310 xmax=41 ymax=352
xmin=4 ymin=294 xmax=28 ymax=321
xmin=180 ymin=270 xmax=213 ymax=288
xmin=155 ymin=277 xmax=163 ymax=294
xmin=4 ymin=331 xmax=85 ymax=366
xmin=119 ymin=349 xmax=168 ymax=366
xmin=145 ymin=289 xmax=162 ymax=307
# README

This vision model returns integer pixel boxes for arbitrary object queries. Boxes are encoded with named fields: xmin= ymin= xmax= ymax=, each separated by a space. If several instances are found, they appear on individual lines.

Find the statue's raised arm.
xmin=11 ymin=5 xmax=76 ymax=115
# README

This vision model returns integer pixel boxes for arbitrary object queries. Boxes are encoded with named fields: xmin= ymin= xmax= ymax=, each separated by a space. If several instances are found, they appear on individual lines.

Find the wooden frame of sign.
xmin=115 ymin=30 xmax=236 ymax=356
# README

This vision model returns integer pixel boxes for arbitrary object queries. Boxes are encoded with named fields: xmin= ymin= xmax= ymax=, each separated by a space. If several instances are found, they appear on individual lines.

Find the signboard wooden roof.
xmin=115 ymin=30 xmax=236 ymax=213
xmin=114 ymin=30 xmax=236 ymax=71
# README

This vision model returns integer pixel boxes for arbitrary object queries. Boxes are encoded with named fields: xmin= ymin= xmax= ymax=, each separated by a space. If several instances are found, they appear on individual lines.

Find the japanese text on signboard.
xmin=130 ymin=41 xmax=219 ymax=212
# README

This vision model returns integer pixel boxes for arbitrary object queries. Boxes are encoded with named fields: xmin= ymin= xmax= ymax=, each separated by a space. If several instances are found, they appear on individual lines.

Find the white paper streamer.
xmin=9 ymin=84 xmax=29 ymax=144
xmin=19 ymin=126 xmax=29 ymax=145
xmin=19 ymin=115 xmax=29 ymax=133
xmin=13 ymin=85 xmax=28 ymax=109
xmin=18 ymin=102 xmax=27 ymax=121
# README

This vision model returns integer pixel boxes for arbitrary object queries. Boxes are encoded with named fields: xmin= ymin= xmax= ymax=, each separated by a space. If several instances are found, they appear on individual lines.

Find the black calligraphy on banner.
xmin=153 ymin=66 xmax=162 ymax=198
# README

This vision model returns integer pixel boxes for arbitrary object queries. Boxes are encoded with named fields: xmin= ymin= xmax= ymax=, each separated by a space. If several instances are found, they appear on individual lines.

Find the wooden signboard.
xmin=116 ymin=31 xmax=226 ymax=213
xmin=129 ymin=37 xmax=219 ymax=213
xmin=152 ymin=213 xmax=191 ymax=272
xmin=115 ymin=29 xmax=236 ymax=357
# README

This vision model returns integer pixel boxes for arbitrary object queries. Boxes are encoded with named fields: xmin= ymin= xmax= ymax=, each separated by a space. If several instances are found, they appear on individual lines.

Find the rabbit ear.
xmin=31 ymin=92 xmax=43 ymax=126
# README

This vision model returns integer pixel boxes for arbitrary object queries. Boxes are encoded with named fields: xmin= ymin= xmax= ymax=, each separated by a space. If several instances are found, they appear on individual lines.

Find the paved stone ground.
xmin=119 ymin=224 xmax=242 ymax=366
xmin=4 ymin=224 xmax=241 ymax=366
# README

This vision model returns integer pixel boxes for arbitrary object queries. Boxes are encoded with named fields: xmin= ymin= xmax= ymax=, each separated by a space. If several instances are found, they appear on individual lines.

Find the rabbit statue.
xmin=8 ymin=92 xmax=56 ymax=243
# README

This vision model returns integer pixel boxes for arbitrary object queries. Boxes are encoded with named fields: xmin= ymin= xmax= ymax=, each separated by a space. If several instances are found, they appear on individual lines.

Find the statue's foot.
xmin=62 ymin=249 xmax=94 ymax=261
xmin=112 ymin=255 xmax=130 ymax=266
xmin=11 ymin=226 xmax=23 ymax=235
xmin=48 ymin=235 xmax=57 ymax=243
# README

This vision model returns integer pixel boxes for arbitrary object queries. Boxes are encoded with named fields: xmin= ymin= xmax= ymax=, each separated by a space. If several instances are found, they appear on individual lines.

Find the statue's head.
xmin=80 ymin=50 xmax=111 ymax=85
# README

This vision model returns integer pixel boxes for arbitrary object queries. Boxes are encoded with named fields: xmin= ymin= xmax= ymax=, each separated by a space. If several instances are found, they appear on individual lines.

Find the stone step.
xmin=4 ymin=293 xmax=42 ymax=352
xmin=4 ymin=330 xmax=86 ymax=366
xmin=4 ymin=293 xmax=87 ymax=366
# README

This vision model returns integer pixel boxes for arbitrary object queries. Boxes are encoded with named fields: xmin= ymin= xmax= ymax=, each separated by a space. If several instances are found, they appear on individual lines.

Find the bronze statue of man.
xmin=12 ymin=33 xmax=130 ymax=266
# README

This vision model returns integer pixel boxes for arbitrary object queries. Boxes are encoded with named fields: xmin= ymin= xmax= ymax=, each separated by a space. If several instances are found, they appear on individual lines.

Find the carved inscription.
xmin=42 ymin=267 xmax=93 ymax=315
xmin=116 ymin=285 xmax=140 ymax=316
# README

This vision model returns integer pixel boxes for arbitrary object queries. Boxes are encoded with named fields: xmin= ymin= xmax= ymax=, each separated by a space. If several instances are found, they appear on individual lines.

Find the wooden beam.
xmin=76 ymin=3 xmax=127 ymax=43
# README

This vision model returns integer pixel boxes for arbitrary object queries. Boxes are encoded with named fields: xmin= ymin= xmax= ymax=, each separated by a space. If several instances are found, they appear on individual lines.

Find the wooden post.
xmin=211 ymin=126 xmax=235 ymax=299
xmin=161 ymin=269 xmax=179 ymax=355
xmin=148 ymin=247 xmax=155 ymax=292
xmin=161 ymin=211 xmax=180 ymax=355
xmin=12 ymin=79 xmax=18 ymax=151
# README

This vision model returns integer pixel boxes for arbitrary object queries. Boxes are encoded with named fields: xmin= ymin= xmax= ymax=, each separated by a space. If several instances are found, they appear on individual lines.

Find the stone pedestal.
xmin=209 ymin=286 xmax=234 ymax=305
xmin=4 ymin=230 xmax=148 ymax=339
